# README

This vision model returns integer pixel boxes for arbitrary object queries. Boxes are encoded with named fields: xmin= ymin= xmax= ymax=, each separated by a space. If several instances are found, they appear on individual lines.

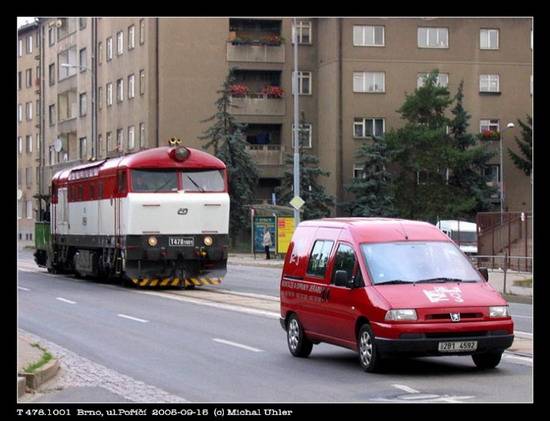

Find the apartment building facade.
xmin=26 ymin=17 xmax=533 ymax=230
xmin=17 ymin=22 xmax=41 ymax=244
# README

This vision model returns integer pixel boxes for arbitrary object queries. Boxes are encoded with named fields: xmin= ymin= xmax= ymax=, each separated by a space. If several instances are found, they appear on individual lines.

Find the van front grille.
xmin=425 ymin=312 xmax=483 ymax=320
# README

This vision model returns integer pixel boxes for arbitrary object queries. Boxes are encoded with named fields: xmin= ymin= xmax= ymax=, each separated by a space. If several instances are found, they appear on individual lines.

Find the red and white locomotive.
xmin=36 ymin=144 xmax=229 ymax=288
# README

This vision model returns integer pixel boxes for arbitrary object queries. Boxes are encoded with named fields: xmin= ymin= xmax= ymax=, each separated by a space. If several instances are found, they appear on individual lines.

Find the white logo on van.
xmin=423 ymin=286 xmax=464 ymax=303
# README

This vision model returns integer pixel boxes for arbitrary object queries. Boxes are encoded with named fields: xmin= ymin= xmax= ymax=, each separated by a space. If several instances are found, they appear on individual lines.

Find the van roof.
xmin=299 ymin=217 xmax=448 ymax=243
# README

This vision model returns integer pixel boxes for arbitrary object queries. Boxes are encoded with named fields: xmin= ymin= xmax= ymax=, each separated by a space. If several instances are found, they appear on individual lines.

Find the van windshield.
xmin=361 ymin=241 xmax=482 ymax=285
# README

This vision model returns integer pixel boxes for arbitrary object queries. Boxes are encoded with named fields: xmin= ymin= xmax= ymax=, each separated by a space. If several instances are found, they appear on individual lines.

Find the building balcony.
xmin=226 ymin=42 xmax=285 ymax=63
xmin=245 ymin=144 xmax=286 ymax=178
xmin=230 ymin=95 xmax=285 ymax=116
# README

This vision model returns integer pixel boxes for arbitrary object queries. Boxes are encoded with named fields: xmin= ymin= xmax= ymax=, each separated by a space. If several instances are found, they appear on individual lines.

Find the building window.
xmin=418 ymin=27 xmax=449 ymax=48
xmin=49 ymin=63 xmax=55 ymax=86
xmin=106 ymin=37 xmax=113 ymax=61
xmin=139 ymin=123 xmax=145 ymax=148
xmin=18 ymin=137 xmax=23 ymax=154
xmin=26 ymin=200 xmax=33 ymax=219
xmin=48 ymin=147 xmax=54 ymax=165
xmin=57 ymin=18 xmax=77 ymax=40
xmin=36 ymin=100 xmax=40 ymax=119
xmin=480 ymin=74 xmax=500 ymax=93
xmin=292 ymin=20 xmax=312 ymax=44
xmin=107 ymin=82 xmax=113 ymax=106
xmin=353 ymin=72 xmax=385 ymax=93
xmin=128 ymin=126 xmax=135 ymax=149
xmin=128 ymin=74 xmax=135 ymax=99
xmin=79 ymin=18 xmax=86 ymax=30
xmin=26 ymin=68 xmax=32 ymax=88
xmin=117 ymin=79 xmax=124 ymax=102
xmin=484 ymin=164 xmax=500 ymax=185
xmin=417 ymin=72 xmax=449 ymax=88
xmin=18 ymin=72 xmax=22 ymax=90
xmin=18 ymin=104 xmax=23 ymax=122
xmin=116 ymin=31 xmax=124 ymax=56
xmin=26 ymin=135 xmax=33 ymax=153
xmin=139 ymin=70 xmax=145 ymax=95
xmin=58 ymin=46 xmax=78 ymax=80
xmin=98 ymin=42 xmax=103 ymax=65
xmin=106 ymin=131 xmax=112 ymax=152
xmin=293 ymin=71 xmax=312 ymax=95
xmin=98 ymin=87 xmax=103 ymax=110
xmin=48 ymin=27 xmax=55 ymax=46
xmin=480 ymin=29 xmax=499 ymax=50
xmin=49 ymin=104 xmax=56 ymax=126
xmin=26 ymin=102 xmax=33 ymax=120
xmin=79 ymin=137 xmax=87 ymax=159
xmin=353 ymin=164 xmax=366 ymax=179
xmin=530 ymin=74 xmax=533 ymax=96
xmin=353 ymin=118 xmax=385 ymax=138
xmin=480 ymin=119 xmax=500 ymax=138
xmin=292 ymin=124 xmax=312 ymax=148
xmin=116 ymin=129 xmax=123 ymax=151
xmin=26 ymin=35 xmax=33 ymax=54
xmin=128 ymin=25 xmax=135 ymax=50
xmin=18 ymin=39 xmax=23 ymax=57
xmin=79 ymin=92 xmax=87 ymax=116
xmin=353 ymin=25 xmax=384 ymax=47
xmin=26 ymin=168 xmax=32 ymax=186
xmin=97 ymin=134 xmax=103 ymax=157
xmin=57 ymin=90 xmax=78 ymax=121
xmin=79 ymin=48 xmax=87 ymax=71
xmin=36 ymin=132 xmax=40 ymax=152
xmin=140 ymin=19 xmax=145 ymax=45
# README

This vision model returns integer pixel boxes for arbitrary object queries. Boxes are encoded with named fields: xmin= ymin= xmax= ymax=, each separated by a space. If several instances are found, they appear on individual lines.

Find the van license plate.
xmin=438 ymin=341 xmax=477 ymax=352
xmin=168 ymin=237 xmax=194 ymax=247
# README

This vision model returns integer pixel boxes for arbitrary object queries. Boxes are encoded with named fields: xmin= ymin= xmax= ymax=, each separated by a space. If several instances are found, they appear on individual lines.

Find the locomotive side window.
xmin=117 ymin=170 xmax=128 ymax=194
xmin=181 ymin=170 xmax=225 ymax=192
xmin=131 ymin=169 xmax=178 ymax=192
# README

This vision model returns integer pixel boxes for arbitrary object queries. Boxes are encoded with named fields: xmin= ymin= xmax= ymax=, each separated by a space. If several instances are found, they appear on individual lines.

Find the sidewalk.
xmin=228 ymin=253 xmax=284 ymax=268
xmin=487 ymin=270 xmax=532 ymax=300
xmin=17 ymin=332 xmax=60 ymax=399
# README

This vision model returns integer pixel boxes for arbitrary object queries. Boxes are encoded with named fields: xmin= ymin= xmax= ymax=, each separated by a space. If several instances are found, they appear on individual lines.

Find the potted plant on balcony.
xmin=230 ymin=84 xmax=249 ymax=98
xmin=478 ymin=129 xmax=501 ymax=141
xmin=261 ymin=85 xmax=284 ymax=98
xmin=262 ymin=34 xmax=283 ymax=46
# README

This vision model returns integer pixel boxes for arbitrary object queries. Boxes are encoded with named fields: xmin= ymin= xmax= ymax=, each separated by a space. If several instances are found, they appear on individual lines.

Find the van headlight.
xmin=203 ymin=236 xmax=213 ymax=246
xmin=147 ymin=236 xmax=158 ymax=247
xmin=385 ymin=309 xmax=418 ymax=321
xmin=489 ymin=306 xmax=510 ymax=318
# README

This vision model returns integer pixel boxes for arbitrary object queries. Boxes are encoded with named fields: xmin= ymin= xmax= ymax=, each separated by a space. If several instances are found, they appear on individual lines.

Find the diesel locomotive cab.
xmin=123 ymin=164 xmax=229 ymax=286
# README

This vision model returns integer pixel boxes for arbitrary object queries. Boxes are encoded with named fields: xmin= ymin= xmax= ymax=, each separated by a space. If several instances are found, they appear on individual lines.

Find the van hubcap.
xmin=360 ymin=331 xmax=373 ymax=366
xmin=288 ymin=319 xmax=300 ymax=351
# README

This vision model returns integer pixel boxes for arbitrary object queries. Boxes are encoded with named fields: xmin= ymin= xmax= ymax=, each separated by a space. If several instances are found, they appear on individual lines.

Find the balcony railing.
xmin=245 ymin=144 xmax=286 ymax=178
xmin=226 ymin=42 xmax=285 ymax=63
xmin=230 ymin=94 xmax=285 ymax=116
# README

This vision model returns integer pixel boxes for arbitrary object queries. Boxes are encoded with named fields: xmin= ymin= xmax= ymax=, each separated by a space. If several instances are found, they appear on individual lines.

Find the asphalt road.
xmin=18 ymin=261 xmax=532 ymax=403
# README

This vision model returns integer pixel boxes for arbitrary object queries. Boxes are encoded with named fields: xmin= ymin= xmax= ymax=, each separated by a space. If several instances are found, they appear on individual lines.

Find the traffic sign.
xmin=290 ymin=196 xmax=305 ymax=210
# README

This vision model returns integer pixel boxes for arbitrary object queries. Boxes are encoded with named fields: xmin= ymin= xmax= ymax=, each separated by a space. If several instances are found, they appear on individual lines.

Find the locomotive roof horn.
xmin=169 ymin=137 xmax=183 ymax=146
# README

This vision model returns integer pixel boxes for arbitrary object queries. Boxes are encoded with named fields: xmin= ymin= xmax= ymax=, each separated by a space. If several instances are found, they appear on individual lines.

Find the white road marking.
xmin=503 ymin=354 xmax=533 ymax=365
xmin=515 ymin=330 xmax=533 ymax=338
xmin=512 ymin=315 xmax=532 ymax=319
xmin=212 ymin=338 xmax=263 ymax=353
xmin=392 ymin=384 xmax=420 ymax=394
xmin=56 ymin=297 xmax=77 ymax=305
xmin=117 ymin=314 xmax=149 ymax=323
xmin=18 ymin=286 xmax=30 ymax=291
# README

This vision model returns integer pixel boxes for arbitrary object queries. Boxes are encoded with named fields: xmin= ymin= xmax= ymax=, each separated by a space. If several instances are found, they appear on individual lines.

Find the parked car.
xmin=279 ymin=218 xmax=513 ymax=372
xmin=436 ymin=220 xmax=478 ymax=255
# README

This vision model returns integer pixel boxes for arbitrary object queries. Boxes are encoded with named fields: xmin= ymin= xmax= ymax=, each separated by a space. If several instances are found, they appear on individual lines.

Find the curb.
xmin=19 ymin=358 xmax=60 ymax=391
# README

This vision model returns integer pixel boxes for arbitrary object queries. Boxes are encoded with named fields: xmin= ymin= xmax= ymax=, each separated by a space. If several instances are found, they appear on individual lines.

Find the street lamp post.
xmin=500 ymin=122 xmax=515 ymax=223
xmin=292 ymin=17 xmax=300 ymax=227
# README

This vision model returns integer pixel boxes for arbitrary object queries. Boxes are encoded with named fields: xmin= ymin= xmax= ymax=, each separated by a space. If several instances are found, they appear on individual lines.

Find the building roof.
xmin=17 ymin=20 xmax=38 ymax=35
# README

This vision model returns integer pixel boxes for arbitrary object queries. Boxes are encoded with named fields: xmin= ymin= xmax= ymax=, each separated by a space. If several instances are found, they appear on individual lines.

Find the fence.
xmin=469 ymin=254 xmax=532 ymax=294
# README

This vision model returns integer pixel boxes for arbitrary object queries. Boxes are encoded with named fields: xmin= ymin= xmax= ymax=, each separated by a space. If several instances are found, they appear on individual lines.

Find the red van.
xmin=279 ymin=218 xmax=514 ymax=372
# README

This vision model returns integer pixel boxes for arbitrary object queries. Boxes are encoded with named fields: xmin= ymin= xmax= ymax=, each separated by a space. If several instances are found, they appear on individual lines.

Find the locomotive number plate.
xmin=168 ymin=237 xmax=194 ymax=247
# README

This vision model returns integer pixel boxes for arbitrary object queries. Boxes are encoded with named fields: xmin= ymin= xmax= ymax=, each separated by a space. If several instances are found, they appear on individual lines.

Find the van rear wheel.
xmin=358 ymin=324 xmax=382 ymax=372
xmin=286 ymin=314 xmax=313 ymax=358
xmin=472 ymin=351 xmax=503 ymax=369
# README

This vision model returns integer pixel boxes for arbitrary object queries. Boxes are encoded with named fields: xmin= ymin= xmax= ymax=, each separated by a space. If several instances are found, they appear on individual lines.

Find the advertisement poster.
xmin=254 ymin=216 xmax=276 ymax=254
xmin=277 ymin=217 xmax=295 ymax=254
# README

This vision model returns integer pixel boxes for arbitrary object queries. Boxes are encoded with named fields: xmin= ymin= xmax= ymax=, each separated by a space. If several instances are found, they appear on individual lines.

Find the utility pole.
xmin=91 ymin=17 xmax=97 ymax=160
xmin=292 ymin=17 xmax=300 ymax=226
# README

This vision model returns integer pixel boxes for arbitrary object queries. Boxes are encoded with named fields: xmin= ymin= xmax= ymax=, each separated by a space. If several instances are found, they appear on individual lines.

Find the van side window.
xmin=307 ymin=240 xmax=334 ymax=278
xmin=331 ymin=243 xmax=356 ymax=284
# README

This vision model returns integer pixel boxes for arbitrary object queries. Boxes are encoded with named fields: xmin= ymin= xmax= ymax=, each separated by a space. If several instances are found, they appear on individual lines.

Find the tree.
xmin=508 ymin=115 xmax=532 ymax=176
xmin=276 ymin=114 xmax=334 ymax=220
xmin=446 ymin=81 xmax=497 ymax=215
xmin=200 ymin=69 xmax=259 ymax=240
xmin=345 ymin=135 xmax=396 ymax=217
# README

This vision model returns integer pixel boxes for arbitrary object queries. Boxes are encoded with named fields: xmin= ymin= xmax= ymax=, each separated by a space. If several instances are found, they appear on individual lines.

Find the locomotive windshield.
xmin=131 ymin=169 xmax=225 ymax=192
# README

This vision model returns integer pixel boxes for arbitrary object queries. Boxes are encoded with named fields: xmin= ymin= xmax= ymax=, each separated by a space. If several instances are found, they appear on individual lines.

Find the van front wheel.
xmin=358 ymin=324 xmax=382 ymax=372
xmin=286 ymin=315 xmax=313 ymax=358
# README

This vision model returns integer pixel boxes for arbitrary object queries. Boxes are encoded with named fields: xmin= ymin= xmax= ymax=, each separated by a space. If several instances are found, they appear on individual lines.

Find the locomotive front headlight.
xmin=147 ymin=236 xmax=158 ymax=247
xmin=204 ymin=236 xmax=213 ymax=246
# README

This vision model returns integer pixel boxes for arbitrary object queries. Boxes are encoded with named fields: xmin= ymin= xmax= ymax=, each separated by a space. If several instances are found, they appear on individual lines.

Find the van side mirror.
xmin=478 ymin=268 xmax=489 ymax=282
xmin=334 ymin=270 xmax=349 ymax=287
